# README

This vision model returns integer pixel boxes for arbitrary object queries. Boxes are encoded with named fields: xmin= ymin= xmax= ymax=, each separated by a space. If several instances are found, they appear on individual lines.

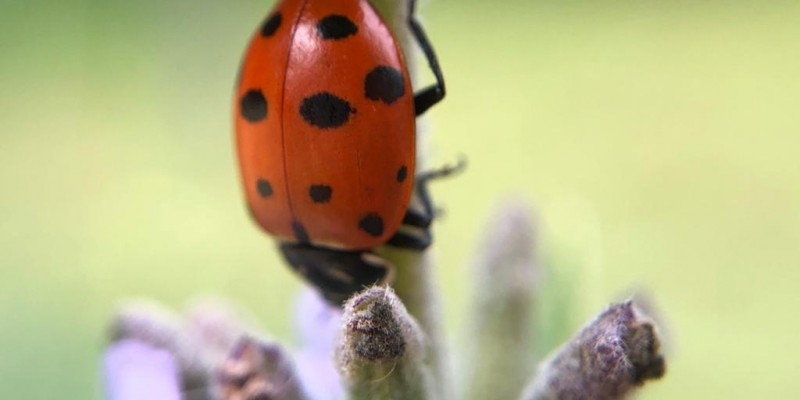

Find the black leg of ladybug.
xmin=279 ymin=243 xmax=394 ymax=305
xmin=412 ymin=157 xmax=467 ymax=226
xmin=387 ymin=157 xmax=467 ymax=250
xmin=386 ymin=226 xmax=432 ymax=250
xmin=408 ymin=0 xmax=446 ymax=117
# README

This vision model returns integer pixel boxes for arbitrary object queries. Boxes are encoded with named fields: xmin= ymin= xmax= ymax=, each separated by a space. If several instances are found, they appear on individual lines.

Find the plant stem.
xmin=467 ymin=200 xmax=539 ymax=400
xmin=370 ymin=0 xmax=451 ymax=398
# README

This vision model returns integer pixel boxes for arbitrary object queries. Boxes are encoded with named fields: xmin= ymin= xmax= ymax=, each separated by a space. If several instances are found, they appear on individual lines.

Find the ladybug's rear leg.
xmin=279 ymin=243 xmax=394 ymax=305
xmin=387 ymin=158 xmax=466 ymax=250
xmin=408 ymin=0 xmax=446 ymax=117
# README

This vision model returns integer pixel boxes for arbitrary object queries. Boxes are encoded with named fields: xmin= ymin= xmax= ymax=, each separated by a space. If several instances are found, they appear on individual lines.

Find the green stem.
xmin=370 ymin=0 xmax=450 ymax=399
xmin=467 ymin=200 xmax=538 ymax=400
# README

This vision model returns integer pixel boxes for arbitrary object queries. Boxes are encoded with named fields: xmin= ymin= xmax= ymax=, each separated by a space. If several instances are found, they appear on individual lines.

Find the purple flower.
xmin=103 ymin=339 xmax=182 ymax=400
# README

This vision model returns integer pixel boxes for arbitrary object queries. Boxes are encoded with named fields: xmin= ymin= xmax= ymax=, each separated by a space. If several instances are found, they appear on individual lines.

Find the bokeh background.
xmin=3 ymin=0 xmax=800 ymax=398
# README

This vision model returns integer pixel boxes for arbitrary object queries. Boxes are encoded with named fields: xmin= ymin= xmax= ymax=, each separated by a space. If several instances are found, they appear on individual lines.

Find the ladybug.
xmin=234 ymin=0 xmax=459 ymax=304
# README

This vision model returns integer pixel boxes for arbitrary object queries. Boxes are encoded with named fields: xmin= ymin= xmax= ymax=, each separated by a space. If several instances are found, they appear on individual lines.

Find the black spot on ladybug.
xmin=299 ymin=92 xmax=355 ymax=129
xmin=396 ymin=165 xmax=408 ymax=183
xmin=364 ymin=66 xmax=405 ymax=104
xmin=292 ymin=220 xmax=311 ymax=244
xmin=261 ymin=12 xmax=282 ymax=37
xmin=309 ymin=184 xmax=333 ymax=203
xmin=256 ymin=178 xmax=273 ymax=197
xmin=317 ymin=15 xmax=358 ymax=40
xmin=358 ymin=213 xmax=384 ymax=237
xmin=241 ymin=89 xmax=268 ymax=123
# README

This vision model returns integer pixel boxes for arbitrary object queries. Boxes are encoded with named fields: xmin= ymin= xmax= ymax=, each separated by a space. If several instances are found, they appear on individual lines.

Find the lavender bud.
xmin=104 ymin=302 xmax=212 ymax=399
xmin=293 ymin=289 xmax=345 ymax=400
xmin=103 ymin=339 xmax=182 ymax=400
xmin=521 ymin=301 xmax=666 ymax=400
xmin=218 ymin=337 xmax=309 ymax=400
xmin=336 ymin=287 xmax=435 ymax=400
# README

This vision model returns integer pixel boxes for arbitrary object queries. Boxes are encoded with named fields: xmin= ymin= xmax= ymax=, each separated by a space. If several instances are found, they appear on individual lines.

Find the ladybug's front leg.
xmin=387 ymin=158 xmax=467 ymax=250
xmin=279 ymin=243 xmax=394 ymax=305
xmin=408 ymin=0 xmax=446 ymax=116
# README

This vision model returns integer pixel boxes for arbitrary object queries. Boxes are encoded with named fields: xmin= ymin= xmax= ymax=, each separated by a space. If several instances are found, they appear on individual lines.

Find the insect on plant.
xmin=234 ymin=0 xmax=462 ymax=304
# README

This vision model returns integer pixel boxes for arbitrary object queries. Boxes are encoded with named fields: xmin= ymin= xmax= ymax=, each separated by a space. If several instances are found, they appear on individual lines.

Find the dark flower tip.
xmin=522 ymin=301 xmax=667 ymax=400
xmin=342 ymin=288 xmax=409 ymax=361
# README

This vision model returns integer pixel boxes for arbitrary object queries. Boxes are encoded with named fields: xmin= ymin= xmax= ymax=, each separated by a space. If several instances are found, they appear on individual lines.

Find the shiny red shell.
xmin=235 ymin=0 xmax=415 ymax=250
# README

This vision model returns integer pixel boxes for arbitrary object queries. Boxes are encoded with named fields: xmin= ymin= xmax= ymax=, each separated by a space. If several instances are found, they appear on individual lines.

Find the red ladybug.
xmin=234 ymin=0 xmax=458 ymax=304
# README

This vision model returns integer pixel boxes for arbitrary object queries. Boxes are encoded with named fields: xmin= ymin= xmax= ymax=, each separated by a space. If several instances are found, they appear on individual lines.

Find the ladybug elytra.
xmin=234 ymin=0 xmax=459 ymax=304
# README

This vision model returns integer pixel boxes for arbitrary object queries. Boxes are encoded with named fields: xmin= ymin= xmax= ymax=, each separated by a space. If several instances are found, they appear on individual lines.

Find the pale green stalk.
xmin=466 ymin=200 xmax=539 ymax=400
xmin=370 ymin=0 xmax=451 ymax=398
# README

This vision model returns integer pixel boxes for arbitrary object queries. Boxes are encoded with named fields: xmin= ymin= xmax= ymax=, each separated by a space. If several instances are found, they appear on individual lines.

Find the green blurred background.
xmin=2 ymin=0 xmax=800 ymax=398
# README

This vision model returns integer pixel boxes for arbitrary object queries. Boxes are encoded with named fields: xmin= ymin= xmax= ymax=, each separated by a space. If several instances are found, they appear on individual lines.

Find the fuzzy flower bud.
xmin=521 ymin=301 xmax=666 ymax=400
xmin=103 ymin=302 xmax=213 ymax=400
xmin=218 ymin=337 xmax=309 ymax=400
xmin=335 ymin=287 xmax=435 ymax=400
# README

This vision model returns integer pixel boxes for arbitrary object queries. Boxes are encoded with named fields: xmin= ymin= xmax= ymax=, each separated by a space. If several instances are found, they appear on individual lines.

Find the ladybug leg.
xmin=387 ymin=227 xmax=432 ymax=250
xmin=411 ymin=156 xmax=467 ymax=225
xmin=387 ymin=157 xmax=467 ymax=250
xmin=408 ymin=0 xmax=446 ymax=116
xmin=279 ymin=243 xmax=394 ymax=305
